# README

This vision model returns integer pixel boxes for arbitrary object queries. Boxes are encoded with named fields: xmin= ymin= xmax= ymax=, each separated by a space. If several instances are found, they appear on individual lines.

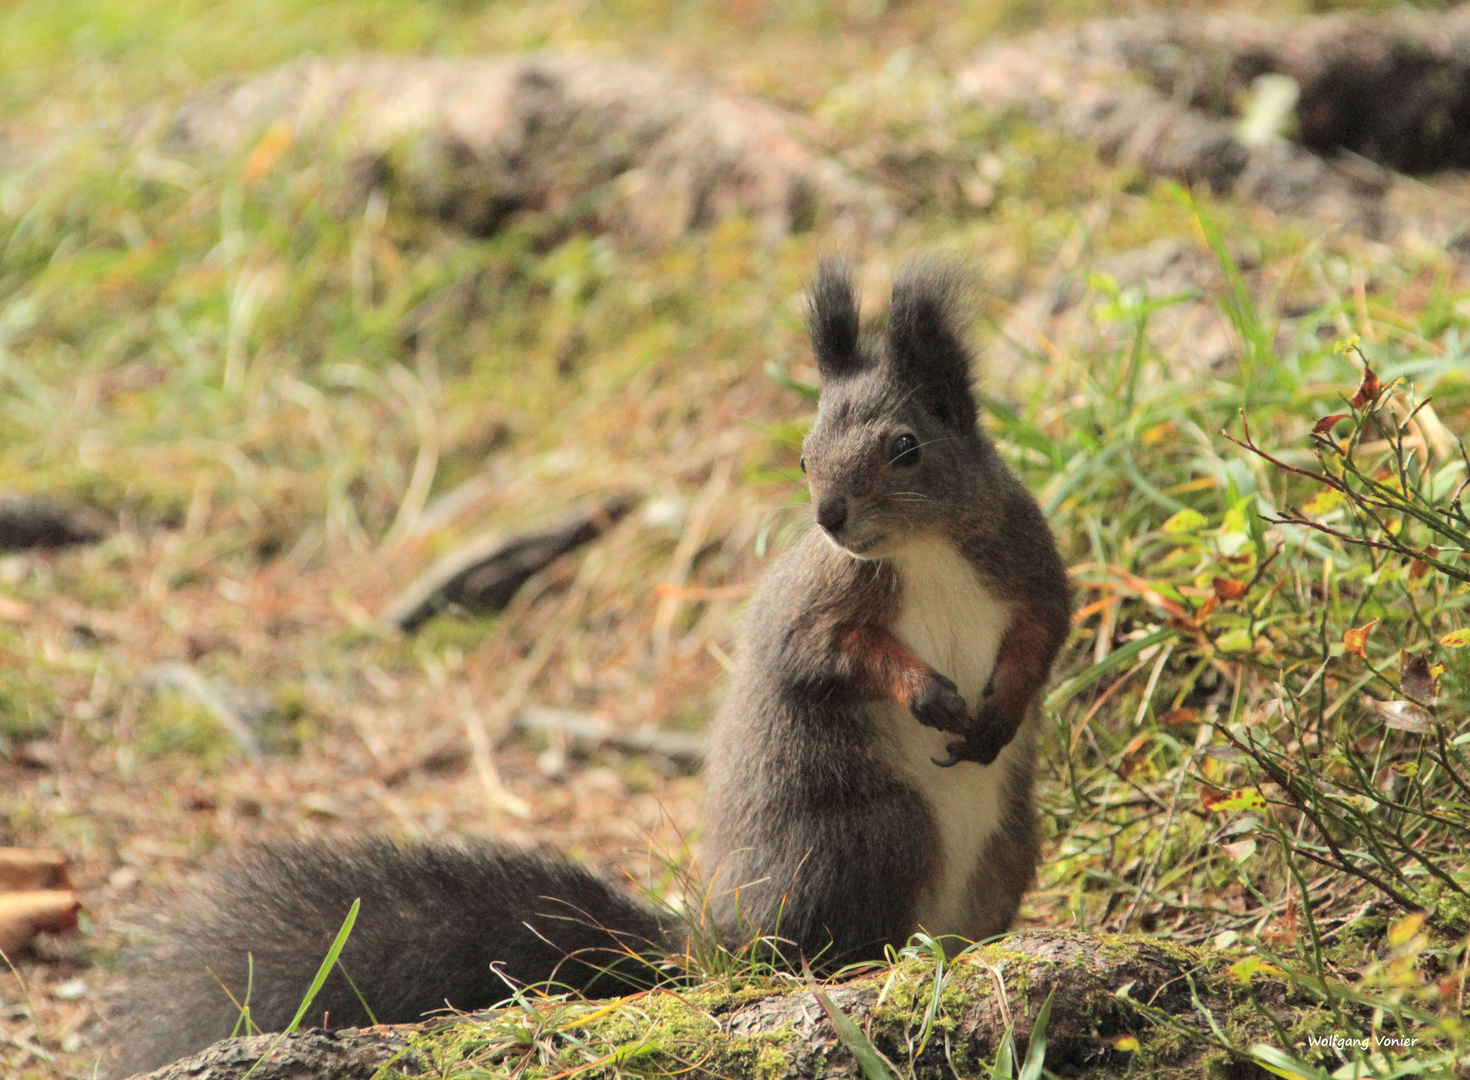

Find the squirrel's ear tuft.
xmin=806 ymin=258 xmax=864 ymax=381
xmin=887 ymin=259 xmax=978 ymax=429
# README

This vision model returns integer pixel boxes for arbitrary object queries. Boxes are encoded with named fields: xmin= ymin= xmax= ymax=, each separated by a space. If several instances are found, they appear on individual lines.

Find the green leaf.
xmin=985 ymin=397 xmax=1059 ymax=464
xmin=803 ymin=959 xmax=899 ymax=1080
xmin=1245 ymin=496 xmax=1268 ymax=562
xmin=1163 ymin=507 xmax=1208 ymax=533
xmin=242 ymin=898 xmax=361 ymax=1080
xmin=988 ymin=1025 xmax=1017 ymax=1079
xmin=1209 ymin=788 xmax=1267 ymax=813
xmin=1047 ymin=628 xmax=1177 ymax=708
xmin=1169 ymin=185 xmax=1272 ymax=410
xmin=1214 ymin=628 xmax=1255 ymax=653
xmin=765 ymin=360 xmax=820 ymax=401
xmin=1018 ymin=987 xmax=1055 ymax=1080
xmin=1250 ymin=1044 xmax=1329 ymax=1080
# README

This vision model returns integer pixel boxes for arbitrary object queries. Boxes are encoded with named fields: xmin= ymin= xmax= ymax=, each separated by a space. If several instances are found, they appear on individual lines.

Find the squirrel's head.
xmin=799 ymin=258 xmax=991 ymax=560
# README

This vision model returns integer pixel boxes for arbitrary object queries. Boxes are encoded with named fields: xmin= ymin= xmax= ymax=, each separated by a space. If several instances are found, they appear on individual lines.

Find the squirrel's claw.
xmin=931 ymin=742 xmax=965 ymax=768
xmin=932 ymin=731 xmax=1004 ymax=769
xmin=931 ymin=700 xmax=1013 ymax=768
xmin=911 ymin=671 xmax=969 ymax=737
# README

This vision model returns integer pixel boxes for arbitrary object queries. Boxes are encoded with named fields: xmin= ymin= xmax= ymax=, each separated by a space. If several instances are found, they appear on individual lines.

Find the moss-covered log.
xmin=124 ymin=930 xmax=1342 ymax=1080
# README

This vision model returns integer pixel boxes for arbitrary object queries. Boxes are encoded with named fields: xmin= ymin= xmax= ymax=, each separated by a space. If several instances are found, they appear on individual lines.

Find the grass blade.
xmin=803 ymin=957 xmax=899 ymax=1080
xmin=1018 ymin=987 xmax=1054 ymax=1080
xmin=241 ymin=898 xmax=361 ymax=1079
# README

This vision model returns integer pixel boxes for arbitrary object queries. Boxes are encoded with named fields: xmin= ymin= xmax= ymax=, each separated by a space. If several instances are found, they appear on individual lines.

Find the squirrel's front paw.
xmin=910 ymin=672 xmax=969 ymax=736
xmin=931 ymin=700 xmax=1013 ymax=768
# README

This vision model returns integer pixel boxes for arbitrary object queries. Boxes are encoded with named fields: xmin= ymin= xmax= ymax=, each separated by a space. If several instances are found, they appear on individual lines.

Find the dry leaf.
xmin=1351 ymin=364 xmax=1381 ymax=409
xmin=1200 ymin=744 xmax=1246 ymax=762
xmin=242 ymin=123 xmax=295 ymax=184
xmin=1372 ymin=699 xmax=1433 ymax=733
xmin=1409 ymin=545 xmax=1440 ymax=582
xmin=0 ymin=890 xmax=81 ymax=955
xmin=1262 ymin=905 xmax=1300 ymax=945
xmin=1199 ymin=786 xmax=1230 ymax=809
xmin=0 ymin=848 xmax=70 ymax=893
xmin=1212 ymin=576 xmax=1247 ymax=600
xmin=1343 ymin=617 xmax=1379 ymax=658
xmin=1160 ymin=707 xmax=1201 ymax=726
xmin=1399 ymin=650 xmax=1438 ymax=705
xmin=1222 ymin=839 xmax=1258 ymax=862
xmin=1311 ymin=413 xmax=1349 ymax=435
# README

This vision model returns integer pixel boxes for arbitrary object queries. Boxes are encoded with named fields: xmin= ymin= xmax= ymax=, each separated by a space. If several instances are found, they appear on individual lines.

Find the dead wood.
xmin=0 ymin=848 xmax=71 ymax=893
xmin=120 ymin=930 xmax=1328 ymax=1080
xmin=514 ymin=704 xmax=707 ymax=769
xmin=123 ymin=1025 xmax=426 ymax=1080
xmin=170 ymin=54 xmax=896 ymax=248
xmin=381 ymin=494 xmax=637 ymax=632
xmin=0 ymin=890 xmax=81 ymax=957
xmin=962 ymin=10 xmax=1470 ymax=243
xmin=0 ymin=494 xmax=113 ymax=550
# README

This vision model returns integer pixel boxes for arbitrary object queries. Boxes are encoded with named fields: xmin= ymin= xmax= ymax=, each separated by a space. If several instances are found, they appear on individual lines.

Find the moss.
xmin=0 ymin=666 xmax=53 ymax=743
xmin=754 ymin=1042 xmax=794 ymax=1080
xmin=135 ymin=688 xmax=240 ymax=766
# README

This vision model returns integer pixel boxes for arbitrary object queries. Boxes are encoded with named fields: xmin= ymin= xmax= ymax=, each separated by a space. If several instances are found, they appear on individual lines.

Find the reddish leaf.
xmin=1350 ymin=364 xmax=1381 ymax=409
xmin=1212 ymin=576 xmax=1247 ymax=600
xmin=1261 ymin=905 xmax=1299 ymax=945
xmin=1160 ymin=707 xmax=1201 ymax=727
xmin=1312 ymin=413 xmax=1349 ymax=435
xmin=1409 ymin=546 xmax=1440 ymax=582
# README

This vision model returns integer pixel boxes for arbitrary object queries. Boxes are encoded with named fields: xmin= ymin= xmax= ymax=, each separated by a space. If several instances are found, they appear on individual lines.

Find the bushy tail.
xmin=109 ymin=838 xmax=673 ymax=1077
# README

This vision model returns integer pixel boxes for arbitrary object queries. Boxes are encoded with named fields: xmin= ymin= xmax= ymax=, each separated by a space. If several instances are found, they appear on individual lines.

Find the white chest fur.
xmin=873 ymin=535 xmax=1018 ymax=940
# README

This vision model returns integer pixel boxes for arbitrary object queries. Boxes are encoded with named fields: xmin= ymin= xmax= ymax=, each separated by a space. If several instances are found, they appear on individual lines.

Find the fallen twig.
xmin=0 ymin=494 xmax=112 ymax=550
xmin=144 ymin=662 xmax=263 ymax=759
xmin=380 ymin=495 xmax=637 ymax=632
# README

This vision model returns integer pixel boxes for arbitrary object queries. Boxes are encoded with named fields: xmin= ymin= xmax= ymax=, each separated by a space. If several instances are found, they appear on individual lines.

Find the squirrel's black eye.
xmin=799 ymin=454 xmax=807 ymax=473
xmin=890 ymin=433 xmax=921 ymax=468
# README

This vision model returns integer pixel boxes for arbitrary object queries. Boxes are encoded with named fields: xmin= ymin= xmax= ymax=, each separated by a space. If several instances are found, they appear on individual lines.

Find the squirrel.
xmin=108 ymin=258 xmax=1071 ymax=1078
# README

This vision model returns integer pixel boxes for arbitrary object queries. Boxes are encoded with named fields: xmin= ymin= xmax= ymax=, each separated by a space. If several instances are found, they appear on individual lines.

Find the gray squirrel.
xmin=110 ymin=259 xmax=1070 ymax=1077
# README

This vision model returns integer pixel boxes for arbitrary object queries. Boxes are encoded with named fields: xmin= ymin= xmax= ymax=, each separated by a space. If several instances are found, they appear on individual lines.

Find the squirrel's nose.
xmin=815 ymin=496 xmax=849 ymax=535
